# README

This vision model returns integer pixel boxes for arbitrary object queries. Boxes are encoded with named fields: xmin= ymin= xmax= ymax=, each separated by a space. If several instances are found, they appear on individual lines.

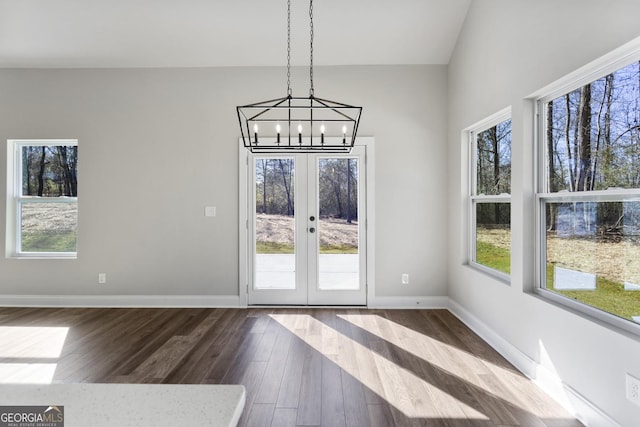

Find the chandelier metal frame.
xmin=236 ymin=0 xmax=362 ymax=153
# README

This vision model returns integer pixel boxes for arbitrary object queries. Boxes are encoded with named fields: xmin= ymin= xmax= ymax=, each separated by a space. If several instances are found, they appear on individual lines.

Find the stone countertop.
xmin=0 ymin=383 xmax=245 ymax=427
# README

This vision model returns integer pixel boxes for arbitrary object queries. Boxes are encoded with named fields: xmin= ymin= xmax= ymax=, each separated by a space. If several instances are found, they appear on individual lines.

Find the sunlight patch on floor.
xmin=339 ymin=314 xmax=572 ymax=419
xmin=270 ymin=313 xmax=490 ymax=420
xmin=0 ymin=326 xmax=69 ymax=384
xmin=0 ymin=363 xmax=58 ymax=384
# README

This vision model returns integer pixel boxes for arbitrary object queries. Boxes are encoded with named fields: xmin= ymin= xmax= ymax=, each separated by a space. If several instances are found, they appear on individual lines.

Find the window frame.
xmin=534 ymin=41 xmax=640 ymax=336
xmin=6 ymin=139 xmax=78 ymax=259
xmin=467 ymin=108 xmax=512 ymax=281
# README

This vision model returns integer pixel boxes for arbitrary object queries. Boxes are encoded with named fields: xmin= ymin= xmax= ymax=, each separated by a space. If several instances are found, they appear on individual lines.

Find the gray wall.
xmin=447 ymin=1 xmax=640 ymax=425
xmin=0 ymin=65 xmax=449 ymax=301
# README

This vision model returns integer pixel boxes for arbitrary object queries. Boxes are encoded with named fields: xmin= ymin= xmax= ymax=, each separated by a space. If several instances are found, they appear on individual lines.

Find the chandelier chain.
xmin=287 ymin=0 xmax=292 ymax=96
xmin=309 ymin=0 xmax=314 ymax=97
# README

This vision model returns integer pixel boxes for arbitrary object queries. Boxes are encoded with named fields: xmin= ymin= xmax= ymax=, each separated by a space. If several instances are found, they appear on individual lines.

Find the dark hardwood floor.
xmin=0 ymin=307 xmax=582 ymax=426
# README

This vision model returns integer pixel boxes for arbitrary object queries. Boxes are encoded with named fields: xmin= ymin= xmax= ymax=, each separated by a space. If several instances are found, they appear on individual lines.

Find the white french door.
xmin=244 ymin=146 xmax=367 ymax=305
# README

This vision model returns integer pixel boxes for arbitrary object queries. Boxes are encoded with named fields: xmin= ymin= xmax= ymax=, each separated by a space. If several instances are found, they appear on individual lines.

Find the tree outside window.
xmin=7 ymin=140 xmax=78 ymax=256
xmin=470 ymin=113 xmax=512 ymax=276
xmin=540 ymin=60 xmax=640 ymax=325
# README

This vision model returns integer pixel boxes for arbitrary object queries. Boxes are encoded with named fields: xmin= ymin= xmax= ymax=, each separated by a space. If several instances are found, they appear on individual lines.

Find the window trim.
xmin=467 ymin=107 xmax=512 ymax=281
xmin=6 ymin=139 xmax=78 ymax=259
xmin=533 ymin=37 xmax=640 ymax=337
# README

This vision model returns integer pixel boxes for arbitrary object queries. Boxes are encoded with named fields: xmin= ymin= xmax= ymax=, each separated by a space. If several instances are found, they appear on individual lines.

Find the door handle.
xmin=309 ymin=227 xmax=316 ymax=233
xmin=309 ymin=216 xmax=315 ymax=221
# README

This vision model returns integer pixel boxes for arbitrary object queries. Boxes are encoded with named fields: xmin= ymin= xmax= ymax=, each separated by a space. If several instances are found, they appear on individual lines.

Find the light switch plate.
xmin=205 ymin=206 xmax=216 ymax=217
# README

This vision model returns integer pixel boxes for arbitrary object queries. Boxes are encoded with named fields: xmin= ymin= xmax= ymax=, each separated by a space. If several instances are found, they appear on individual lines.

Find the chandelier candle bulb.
xmin=320 ymin=123 xmax=325 ymax=144
xmin=253 ymin=123 xmax=259 ymax=144
xmin=342 ymin=125 xmax=347 ymax=145
xmin=298 ymin=123 xmax=303 ymax=144
xmin=276 ymin=123 xmax=281 ymax=144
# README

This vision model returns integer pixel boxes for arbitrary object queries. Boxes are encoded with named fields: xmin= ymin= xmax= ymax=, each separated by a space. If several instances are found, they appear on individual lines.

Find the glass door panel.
xmin=307 ymin=147 xmax=367 ymax=305
xmin=254 ymin=158 xmax=296 ymax=290
xmin=246 ymin=147 xmax=366 ymax=306
xmin=317 ymin=158 xmax=360 ymax=290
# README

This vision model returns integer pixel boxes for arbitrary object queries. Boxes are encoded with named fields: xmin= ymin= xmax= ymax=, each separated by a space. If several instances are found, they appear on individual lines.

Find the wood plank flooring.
xmin=0 ymin=307 xmax=582 ymax=426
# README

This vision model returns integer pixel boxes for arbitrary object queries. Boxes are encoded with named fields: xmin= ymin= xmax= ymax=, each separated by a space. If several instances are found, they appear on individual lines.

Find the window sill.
xmin=529 ymin=287 xmax=640 ymax=340
xmin=9 ymin=254 xmax=77 ymax=260
xmin=467 ymin=262 xmax=511 ymax=285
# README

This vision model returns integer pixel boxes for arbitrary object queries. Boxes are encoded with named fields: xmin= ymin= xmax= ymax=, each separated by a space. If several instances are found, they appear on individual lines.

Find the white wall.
xmin=448 ymin=1 xmax=640 ymax=425
xmin=0 ymin=65 xmax=449 ymax=304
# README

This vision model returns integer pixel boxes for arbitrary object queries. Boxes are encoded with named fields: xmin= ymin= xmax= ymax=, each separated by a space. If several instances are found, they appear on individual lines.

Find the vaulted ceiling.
xmin=0 ymin=0 xmax=471 ymax=68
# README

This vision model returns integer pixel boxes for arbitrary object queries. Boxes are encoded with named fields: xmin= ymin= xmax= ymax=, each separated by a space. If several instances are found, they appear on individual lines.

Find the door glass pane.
xmin=317 ymin=158 xmax=359 ymax=290
xmin=254 ymin=158 xmax=296 ymax=289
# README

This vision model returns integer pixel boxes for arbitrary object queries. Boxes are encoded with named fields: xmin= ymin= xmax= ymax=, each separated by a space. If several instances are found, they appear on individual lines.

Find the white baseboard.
xmin=0 ymin=294 xmax=241 ymax=308
xmin=369 ymin=295 xmax=449 ymax=309
xmin=447 ymin=299 xmax=537 ymax=376
xmin=448 ymin=299 xmax=621 ymax=427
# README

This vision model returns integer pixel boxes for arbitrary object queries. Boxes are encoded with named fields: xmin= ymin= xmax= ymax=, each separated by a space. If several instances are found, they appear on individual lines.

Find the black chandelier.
xmin=237 ymin=0 xmax=362 ymax=153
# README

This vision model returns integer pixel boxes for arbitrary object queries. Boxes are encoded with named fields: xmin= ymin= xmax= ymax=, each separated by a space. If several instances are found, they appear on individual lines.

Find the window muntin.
xmin=538 ymin=57 xmax=640 ymax=331
xmin=7 ymin=140 xmax=78 ymax=257
xmin=469 ymin=113 xmax=512 ymax=277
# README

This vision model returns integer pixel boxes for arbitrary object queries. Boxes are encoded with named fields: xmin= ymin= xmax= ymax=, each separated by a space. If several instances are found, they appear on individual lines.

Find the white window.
xmin=468 ymin=109 xmax=512 ymax=278
xmin=536 ymin=45 xmax=640 ymax=333
xmin=6 ymin=140 xmax=78 ymax=258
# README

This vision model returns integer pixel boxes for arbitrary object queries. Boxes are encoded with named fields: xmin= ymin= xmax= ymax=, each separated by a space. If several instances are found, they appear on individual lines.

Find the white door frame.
xmin=238 ymin=137 xmax=375 ymax=306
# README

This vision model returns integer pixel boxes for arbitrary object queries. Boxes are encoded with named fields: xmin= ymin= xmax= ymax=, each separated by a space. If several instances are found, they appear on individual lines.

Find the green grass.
xmin=22 ymin=231 xmax=76 ymax=252
xmin=478 ymin=240 xmax=640 ymax=321
xmin=320 ymin=244 xmax=358 ymax=254
xmin=476 ymin=240 xmax=511 ymax=274
xmin=256 ymin=241 xmax=294 ymax=254
xmin=477 ymin=239 xmax=640 ymax=321
xmin=546 ymin=264 xmax=640 ymax=321
xmin=256 ymin=241 xmax=358 ymax=255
